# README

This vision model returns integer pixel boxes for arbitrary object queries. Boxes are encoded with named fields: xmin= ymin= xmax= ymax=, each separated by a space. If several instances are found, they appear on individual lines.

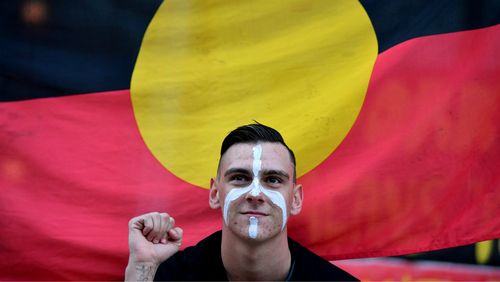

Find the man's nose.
xmin=245 ymin=184 xmax=265 ymax=203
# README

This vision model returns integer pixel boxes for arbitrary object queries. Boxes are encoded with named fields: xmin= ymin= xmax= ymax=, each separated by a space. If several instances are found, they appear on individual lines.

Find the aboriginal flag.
xmin=0 ymin=0 xmax=499 ymax=280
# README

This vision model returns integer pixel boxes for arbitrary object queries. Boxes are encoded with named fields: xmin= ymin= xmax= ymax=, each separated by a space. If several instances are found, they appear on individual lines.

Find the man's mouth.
xmin=241 ymin=211 xmax=268 ymax=216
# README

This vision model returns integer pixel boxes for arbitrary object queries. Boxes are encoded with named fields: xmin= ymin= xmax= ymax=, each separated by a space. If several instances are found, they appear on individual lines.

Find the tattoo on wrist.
xmin=136 ymin=265 xmax=155 ymax=281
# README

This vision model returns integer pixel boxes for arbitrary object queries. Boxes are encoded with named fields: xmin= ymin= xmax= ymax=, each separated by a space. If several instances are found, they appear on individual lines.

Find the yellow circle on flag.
xmin=131 ymin=0 xmax=377 ymax=189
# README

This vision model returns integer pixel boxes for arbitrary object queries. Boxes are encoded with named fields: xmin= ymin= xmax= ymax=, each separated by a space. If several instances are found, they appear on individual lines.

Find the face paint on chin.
xmin=248 ymin=216 xmax=258 ymax=239
xmin=222 ymin=144 xmax=288 ymax=232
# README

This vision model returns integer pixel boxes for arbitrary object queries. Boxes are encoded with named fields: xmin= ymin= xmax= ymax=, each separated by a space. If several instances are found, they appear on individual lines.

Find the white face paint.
xmin=248 ymin=216 xmax=258 ymax=239
xmin=222 ymin=144 xmax=288 ymax=232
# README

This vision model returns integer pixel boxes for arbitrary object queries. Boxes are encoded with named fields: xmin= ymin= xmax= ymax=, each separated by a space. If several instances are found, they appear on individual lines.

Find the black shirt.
xmin=154 ymin=231 xmax=359 ymax=281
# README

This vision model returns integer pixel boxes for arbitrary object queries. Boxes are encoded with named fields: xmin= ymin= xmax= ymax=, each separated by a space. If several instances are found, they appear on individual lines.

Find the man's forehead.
xmin=220 ymin=142 xmax=292 ymax=168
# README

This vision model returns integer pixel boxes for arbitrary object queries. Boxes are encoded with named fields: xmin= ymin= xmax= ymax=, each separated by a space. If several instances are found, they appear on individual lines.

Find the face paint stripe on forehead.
xmin=222 ymin=144 xmax=288 ymax=231
xmin=252 ymin=145 xmax=262 ymax=177
xmin=249 ymin=145 xmax=261 ymax=197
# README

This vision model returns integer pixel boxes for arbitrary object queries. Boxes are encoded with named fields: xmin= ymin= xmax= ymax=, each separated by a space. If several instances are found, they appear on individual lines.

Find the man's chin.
xmin=225 ymin=221 xmax=283 ymax=243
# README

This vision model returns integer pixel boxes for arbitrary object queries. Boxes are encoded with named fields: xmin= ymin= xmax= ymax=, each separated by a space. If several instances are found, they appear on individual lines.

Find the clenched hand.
xmin=125 ymin=212 xmax=183 ymax=281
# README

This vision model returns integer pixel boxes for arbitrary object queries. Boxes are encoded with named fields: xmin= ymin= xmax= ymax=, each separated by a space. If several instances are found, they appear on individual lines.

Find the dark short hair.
xmin=219 ymin=123 xmax=296 ymax=180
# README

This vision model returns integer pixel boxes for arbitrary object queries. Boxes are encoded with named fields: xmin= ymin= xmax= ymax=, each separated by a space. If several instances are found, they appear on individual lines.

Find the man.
xmin=125 ymin=123 xmax=358 ymax=281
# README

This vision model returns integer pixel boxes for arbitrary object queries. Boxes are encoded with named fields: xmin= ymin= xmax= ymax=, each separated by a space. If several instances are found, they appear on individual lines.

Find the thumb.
xmin=161 ymin=227 xmax=183 ymax=244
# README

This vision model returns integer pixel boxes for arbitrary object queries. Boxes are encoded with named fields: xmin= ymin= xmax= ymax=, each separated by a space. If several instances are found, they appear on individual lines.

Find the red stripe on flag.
xmin=0 ymin=90 xmax=218 ymax=280
xmin=290 ymin=24 xmax=500 ymax=259
xmin=1 ymin=24 xmax=499 ymax=280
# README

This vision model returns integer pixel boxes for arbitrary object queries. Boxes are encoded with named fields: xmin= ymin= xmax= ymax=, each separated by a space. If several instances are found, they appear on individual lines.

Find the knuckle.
xmin=128 ymin=216 xmax=144 ymax=228
xmin=128 ymin=218 xmax=135 ymax=227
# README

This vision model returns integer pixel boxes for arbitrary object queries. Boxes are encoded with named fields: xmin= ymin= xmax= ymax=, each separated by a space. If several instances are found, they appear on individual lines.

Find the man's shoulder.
xmin=154 ymin=231 xmax=226 ymax=281
xmin=154 ymin=231 xmax=359 ymax=281
xmin=288 ymin=237 xmax=359 ymax=281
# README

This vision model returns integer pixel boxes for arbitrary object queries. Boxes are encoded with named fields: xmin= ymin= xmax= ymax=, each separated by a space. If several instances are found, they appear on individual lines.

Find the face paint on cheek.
xmin=223 ymin=185 xmax=252 ymax=225
xmin=248 ymin=216 xmax=258 ymax=239
xmin=260 ymin=188 xmax=287 ymax=230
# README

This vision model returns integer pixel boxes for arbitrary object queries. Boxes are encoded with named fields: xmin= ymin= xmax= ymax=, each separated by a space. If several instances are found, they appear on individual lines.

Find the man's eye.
xmin=231 ymin=175 xmax=250 ymax=182
xmin=266 ymin=176 xmax=282 ymax=185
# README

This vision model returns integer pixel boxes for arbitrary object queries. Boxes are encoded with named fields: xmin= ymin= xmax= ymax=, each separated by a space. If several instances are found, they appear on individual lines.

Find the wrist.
xmin=127 ymin=256 xmax=161 ymax=268
xmin=125 ymin=261 xmax=159 ymax=282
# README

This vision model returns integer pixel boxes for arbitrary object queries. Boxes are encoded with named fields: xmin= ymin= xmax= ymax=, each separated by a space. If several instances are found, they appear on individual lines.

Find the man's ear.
xmin=290 ymin=183 xmax=303 ymax=215
xmin=209 ymin=178 xmax=221 ymax=209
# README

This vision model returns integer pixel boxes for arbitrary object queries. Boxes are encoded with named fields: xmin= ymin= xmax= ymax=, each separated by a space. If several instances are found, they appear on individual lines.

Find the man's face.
xmin=210 ymin=142 xmax=303 ymax=241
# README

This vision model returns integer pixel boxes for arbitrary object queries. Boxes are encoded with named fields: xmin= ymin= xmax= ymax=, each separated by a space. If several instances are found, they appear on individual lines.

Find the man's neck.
xmin=220 ymin=229 xmax=291 ymax=281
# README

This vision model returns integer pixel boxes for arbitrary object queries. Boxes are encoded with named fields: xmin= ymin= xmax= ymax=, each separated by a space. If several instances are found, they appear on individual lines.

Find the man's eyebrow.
xmin=223 ymin=168 xmax=252 ymax=177
xmin=261 ymin=169 xmax=290 ymax=180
